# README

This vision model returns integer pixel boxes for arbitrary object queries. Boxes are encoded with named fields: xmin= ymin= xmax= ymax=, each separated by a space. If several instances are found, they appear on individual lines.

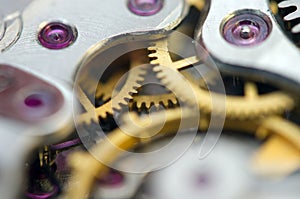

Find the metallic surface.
xmin=198 ymin=0 xmax=300 ymax=92
xmin=0 ymin=1 xmax=299 ymax=199
xmin=148 ymin=38 xmax=295 ymax=120
xmin=0 ymin=0 xmax=188 ymax=83
xmin=0 ymin=65 xmax=74 ymax=199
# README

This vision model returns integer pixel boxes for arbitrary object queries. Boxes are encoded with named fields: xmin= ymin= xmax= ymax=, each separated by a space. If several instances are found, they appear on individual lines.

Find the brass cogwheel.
xmin=77 ymin=53 xmax=148 ymax=124
xmin=64 ymin=106 xmax=198 ymax=199
xmin=130 ymin=39 xmax=200 ymax=110
xmin=148 ymin=38 xmax=295 ymax=119
xmin=80 ymin=71 xmax=124 ymax=102
xmin=132 ymin=93 xmax=178 ymax=110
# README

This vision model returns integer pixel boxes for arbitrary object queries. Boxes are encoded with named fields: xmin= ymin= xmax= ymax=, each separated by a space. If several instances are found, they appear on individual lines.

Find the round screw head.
xmin=38 ymin=22 xmax=77 ymax=49
xmin=128 ymin=0 xmax=163 ymax=16
xmin=222 ymin=12 xmax=272 ymax=46
xmin=239 ymin=24 xmax=255 ymax=39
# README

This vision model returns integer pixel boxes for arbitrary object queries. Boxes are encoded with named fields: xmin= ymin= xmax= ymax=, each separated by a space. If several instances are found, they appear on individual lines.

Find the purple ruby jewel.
xmin=38 ymin=22 xmax=77 ymax=49
xmin=222 ymin=12 xmax=271 ymax=46
xmin=128 ymin=0 xmax=163 ymax=16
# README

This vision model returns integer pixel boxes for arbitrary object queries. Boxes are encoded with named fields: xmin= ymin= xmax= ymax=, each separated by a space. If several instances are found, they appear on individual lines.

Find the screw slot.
xmin=38 ymin=22 xmax=77 ymax=49
xmin=128 ymin=0 xmax=164 ymax=16
xmin=222 ymin=11 xmax=272 ymax=46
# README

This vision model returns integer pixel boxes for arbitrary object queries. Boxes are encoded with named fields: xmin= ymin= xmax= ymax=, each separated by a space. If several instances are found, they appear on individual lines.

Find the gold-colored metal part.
xmin=77 ymin=65 xmax=147 ymax=124
xmin=186 ymin=0 xmax=205 ymax=10
xmin=63 ymin=107 xmax=198 ymax=199
xmin=270 ymin=0 xmax=279 ymax=14
xmin=252 ymin=116 xmax=300 ymax=177
xmin=132 ymin=93 xmax=178 ymax=110
xmin=38 ymin=146 xmax=51 ymax=168
xmin=149 ymin=38 xmax=295 ymax=119
xmin=65 ymin=34 xmax=300 ymax=199
xmin=256 ymin=116 xmax=300 ymax=151
xmin=252 ymin=135 xmax=300 ymax=177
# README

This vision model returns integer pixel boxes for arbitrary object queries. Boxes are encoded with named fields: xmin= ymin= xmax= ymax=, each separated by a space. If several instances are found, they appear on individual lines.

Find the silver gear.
xmin=278 ymin=0 xmax=300 ymax=34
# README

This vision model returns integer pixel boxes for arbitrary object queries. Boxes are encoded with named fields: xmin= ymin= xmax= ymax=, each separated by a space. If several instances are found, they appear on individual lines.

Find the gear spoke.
xmin=244 ymin=82 xmax=259 ymax=99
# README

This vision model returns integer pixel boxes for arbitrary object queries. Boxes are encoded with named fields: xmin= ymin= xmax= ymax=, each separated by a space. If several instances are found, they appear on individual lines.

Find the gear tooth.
xmin=139 ymin=69 xmax=148 ymax=75
xmin=277 ymin=0 xmax=300 ymax=38
xmin=292 ymin=23 xmax=300 ymax=33
xmin=157 ymin=72 xmax=167 ymax=80
xmin=160 ymin=99 xmax=166 ymax=106
xmin=150 ymin=60 xmax=160 ymax=65
xmin=137 ymin=76 xmax=145 ymax=83
xmin=114 ymin=105 xmax=122 ymax=112
xmin=148 ymin=47 xmax=157 ymax=51
xmin=136 ymin=101 xmax=142 ymax=109
xmin=153 ymin=66 xmax=162 ymax=72
xmin=117 ymin=99 xmax=129 ymax=107
xmin=98 ymin=111 xmax=105 ymax=119
xmin=148 ymin=53 xmax=158 ymax=58
xmin=125 ymin=96 xmax=133 ymax=101
xmin=278 ymin=0 xmax=294 ymax=8
xmin=131 ymin=90 xmax=139 ymax=94
xmin=171 ymin=97 xmax=178 ymax=105
xmin=284 ymin=11 xmax=300 ymax=21
xmin=145 ymin=102 xmax=151 ymax=109
xmin=98 ymin=113 xmax=106 ymax=120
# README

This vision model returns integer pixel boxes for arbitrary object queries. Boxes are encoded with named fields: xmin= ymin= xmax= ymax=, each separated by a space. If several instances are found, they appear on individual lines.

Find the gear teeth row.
xmin=132 ymin=93 xmax=178 ymax=110
xmin=148 ymin=38 xmax=296 ymax=120
xmin=149 ymin=40 xmax=206 ymax=107
xmin=113 ymin=68 xmax=146 ymax=109
xmin=98 ymin=67 xmax=147 ymax=118
xmin=278 ymin=0 xmax=300 ymax=33
xmin=154 ymin=64 xmax=198 ymax=107
xmin=77 ymin=66 xmax=147 ymax=125
xmin=148 ymin=40 xmax=173 ymax=66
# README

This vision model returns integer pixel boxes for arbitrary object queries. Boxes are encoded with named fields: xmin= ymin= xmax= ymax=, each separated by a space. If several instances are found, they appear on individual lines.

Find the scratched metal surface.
xmin=0 ymin=0 xmax=32 ymax=16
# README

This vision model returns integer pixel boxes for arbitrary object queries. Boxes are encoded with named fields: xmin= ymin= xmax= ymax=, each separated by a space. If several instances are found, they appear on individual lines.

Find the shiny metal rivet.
xmin=240 ymin=25 xmax=254 ymax=39
xmin=222 ymin=12 xmax=271 ymax=46
xmin=128 ymin=0 xmax=163 ymax=16
xmin=38 ymin=22 xmax=77 ymax=49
